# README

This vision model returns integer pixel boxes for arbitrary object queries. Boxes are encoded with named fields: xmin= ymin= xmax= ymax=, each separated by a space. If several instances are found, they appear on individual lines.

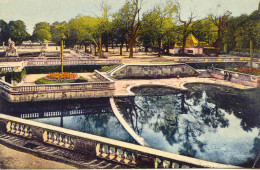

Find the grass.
xmin=35 ymin=76 xmax=88 ymax=84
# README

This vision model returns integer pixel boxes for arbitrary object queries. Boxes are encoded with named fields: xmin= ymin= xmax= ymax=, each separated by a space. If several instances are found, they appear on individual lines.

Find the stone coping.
xmin=0 ymin=113 xmax=240 ymax=168
xmin=117 ymin=79 xmax=251 ymax=97
xmin=110 ymin=98 xmax=148 ymax=146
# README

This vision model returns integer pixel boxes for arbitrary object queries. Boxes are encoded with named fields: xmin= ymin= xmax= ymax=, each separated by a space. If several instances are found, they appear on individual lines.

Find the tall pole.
xmin=250 ymin=39 xmax=253 ymax=67
xmin=61 ymin=40 xmax=63 ymax=73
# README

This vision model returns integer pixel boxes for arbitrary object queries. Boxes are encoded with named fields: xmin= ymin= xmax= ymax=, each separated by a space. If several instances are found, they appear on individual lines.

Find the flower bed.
xmin=235 ymin=67 xmax=260 ymax=76
xmin=45 ymin=72 xmax=79 ymax=81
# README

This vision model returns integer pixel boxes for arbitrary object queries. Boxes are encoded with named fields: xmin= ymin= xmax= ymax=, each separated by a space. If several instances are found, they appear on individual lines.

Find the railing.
xmin=209 ymin=68 xmax=260 ymax=87
xmin=174 ymin=57 xmax=251 ymax=63
xmin=27 ymin=59 xmax=121 ymax=66
xmin=0 ymin=114 xmax=239 ymax=168
xmin=0 ymin=71 xmax=115 ymax=102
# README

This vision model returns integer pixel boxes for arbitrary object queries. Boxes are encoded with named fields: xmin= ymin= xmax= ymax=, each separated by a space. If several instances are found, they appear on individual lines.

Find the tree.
xmin=112 ymin=1 xmax=133 ymax=56
xmin=126 ymin=0 xmax=142 ymax=58
xmin=0 ymin=20 xmax=9 ymax=45
xmin=8 ymin=20 xmax=30 ymax=45
xmin=176 ymin=2 xmax=195 ymax=55
xmin=140 ymin=2 xmax=176 ymax=56
xmin=209 ymin=11 xmax=231 ymax=51
xmin=32 ymin=22 xmax=52 ymax=42
xmin=190 ymin=18 xmax=218 ymax=45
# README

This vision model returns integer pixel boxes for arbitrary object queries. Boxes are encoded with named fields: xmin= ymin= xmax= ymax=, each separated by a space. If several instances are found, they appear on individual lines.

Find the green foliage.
xmin=139 ymin=3 xmax=176 ymax=51
xmin=51 ymin=21 xmax=69 ymax=43
xmin=35 ymin=76 xmax=87 ymax=84
xmin=32 ymin=22 xmax=52 ymax=42
xmin=8 ymin=20 xmax=30 ymax=44
xmin=190 ymin=18 xmax=218 ymax=45
xmin=0 ymin=20 xmax=9 ymax=45
xmin=98 ymin=65 xmax=118 ymax=72
xmin=4 ymin=69 xmax=26 ymax=83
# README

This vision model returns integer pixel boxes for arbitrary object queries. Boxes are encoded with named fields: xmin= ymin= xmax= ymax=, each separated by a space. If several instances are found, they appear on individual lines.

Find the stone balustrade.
xmin=209 ymin=68 xmax=260 ymax=87
xmin=0 ymin=114 xmax=239 ymax=168
xmin=174 ymin=57 xmax=251 ymax=63
xmin=0 ymin=71 xmax=115 ymax=102
xmin=27 ymin=59 xmax=121 ymax=66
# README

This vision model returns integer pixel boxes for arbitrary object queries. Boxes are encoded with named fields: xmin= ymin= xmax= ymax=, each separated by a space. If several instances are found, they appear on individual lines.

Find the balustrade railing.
xmin=0 ymin=114 xmax=239 ymax=168
xmin=0 ymin=79 xmax=114 ymax=94
xmin=26 ymin=59 xmax=121 ymax=66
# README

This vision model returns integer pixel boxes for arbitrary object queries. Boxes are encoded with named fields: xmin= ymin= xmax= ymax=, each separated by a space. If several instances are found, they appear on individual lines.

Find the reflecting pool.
xmin=0 ymin=98 xmax=136 ymax=143
xmin=115 ymin=84 xmax=260 ymax=167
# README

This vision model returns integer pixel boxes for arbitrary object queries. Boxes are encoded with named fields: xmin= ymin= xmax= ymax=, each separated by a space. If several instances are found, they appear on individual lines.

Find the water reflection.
xmin=115 ymin=85 xmax=260 ymax=167
xmin=0 ymin=98 xmax=136 ymax=143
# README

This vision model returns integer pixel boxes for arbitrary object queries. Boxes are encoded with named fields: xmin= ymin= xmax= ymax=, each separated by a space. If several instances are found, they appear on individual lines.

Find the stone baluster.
xmin=109 ymin=147 xmax=116 ymax=160
xmin=116 ymin=148 xmax=123 ymax=162
xmin=102 ymin=145 xmax=109 ymax=158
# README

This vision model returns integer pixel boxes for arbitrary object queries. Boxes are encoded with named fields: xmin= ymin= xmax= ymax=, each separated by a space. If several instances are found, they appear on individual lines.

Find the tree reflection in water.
xmin=115 ymin=85 xmax=260 ymax=167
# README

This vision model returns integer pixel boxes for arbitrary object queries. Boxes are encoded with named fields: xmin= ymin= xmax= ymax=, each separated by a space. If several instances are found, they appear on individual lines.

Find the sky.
xmin=0 ymin=0 xmax=259 ymax=34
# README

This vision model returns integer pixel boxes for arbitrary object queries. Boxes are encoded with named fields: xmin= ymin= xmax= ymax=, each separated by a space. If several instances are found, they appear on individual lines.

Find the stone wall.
xmin=111 ymin=64 xmax=199 ymax=79
xmin=209 ymin=68 xmax=260 ymax=87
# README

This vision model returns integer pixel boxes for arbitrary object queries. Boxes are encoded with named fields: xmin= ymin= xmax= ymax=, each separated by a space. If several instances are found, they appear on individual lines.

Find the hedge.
xmin=25 ymin=65 xmax=118 ymax=74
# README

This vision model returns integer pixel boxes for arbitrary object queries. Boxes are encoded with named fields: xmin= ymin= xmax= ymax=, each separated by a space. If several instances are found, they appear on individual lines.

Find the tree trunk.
xmin=94 ymin=43 xmax=97 ymax=56
xmin=158 ymin=38 xmax=161 ymax=57
xmin=126 ymin=42 xmax=129 ymax=52
xmin=90 ymin=44 xmax=92 ymax=54
xmin=105 ymin=43 xmax=109 ymax=52
xmin=85 ymin=44 xmax=88 ymax=53
xmin=129 ymin=40 xmax=134 ymax=58
xmin=99 ymin=35 xmax=103 ymax=58
xmin=120 ymin=44 xmax=123 ymax=56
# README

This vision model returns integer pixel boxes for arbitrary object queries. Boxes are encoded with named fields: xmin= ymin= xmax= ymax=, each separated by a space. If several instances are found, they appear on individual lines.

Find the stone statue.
xmin=8 ymin=38 xmax=16 ymax=50
xmin=5 ymin=38 xmax=18 ymax=57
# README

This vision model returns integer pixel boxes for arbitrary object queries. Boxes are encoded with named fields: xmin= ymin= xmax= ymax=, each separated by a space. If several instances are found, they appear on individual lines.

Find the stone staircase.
xmin=106 ymin=64 xmax=125 ymax=75
xmin=0 ymin=132 xmax=128 ymax=169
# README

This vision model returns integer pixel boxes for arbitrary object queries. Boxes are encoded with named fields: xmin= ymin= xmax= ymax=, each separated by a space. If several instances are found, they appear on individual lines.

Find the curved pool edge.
xmin=126 ymin=83 xmax=188 ymax=95
xmin=109 ymin=97 xmax=149 ymax=147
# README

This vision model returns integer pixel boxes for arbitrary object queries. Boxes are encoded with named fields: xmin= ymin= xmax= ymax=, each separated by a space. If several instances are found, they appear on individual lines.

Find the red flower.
xmin=235 ymin=67 xmax=260 ymax=75
xmin=45 ymin=72 xmax=79 ymax=81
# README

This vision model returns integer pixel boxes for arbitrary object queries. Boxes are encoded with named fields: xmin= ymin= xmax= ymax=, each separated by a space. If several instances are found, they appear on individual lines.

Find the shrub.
xmin=98 ymin=65 xmax=118 ymax=72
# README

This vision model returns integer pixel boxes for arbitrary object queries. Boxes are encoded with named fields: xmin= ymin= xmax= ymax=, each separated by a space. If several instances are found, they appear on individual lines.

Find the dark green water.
xmin=115 ymin=84 xmax=260 ymax=167
xmin=0 ymin=98 xmax=136 ymax=144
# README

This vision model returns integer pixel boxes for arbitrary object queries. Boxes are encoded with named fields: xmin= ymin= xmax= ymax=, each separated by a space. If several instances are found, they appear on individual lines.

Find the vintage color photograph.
xmin=0 ymin=0 xmax=259 ymax=169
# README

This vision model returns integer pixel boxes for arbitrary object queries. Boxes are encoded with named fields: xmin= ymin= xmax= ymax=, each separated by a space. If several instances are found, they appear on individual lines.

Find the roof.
xmin=174 ymin=34 xmax=215 ymax=49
